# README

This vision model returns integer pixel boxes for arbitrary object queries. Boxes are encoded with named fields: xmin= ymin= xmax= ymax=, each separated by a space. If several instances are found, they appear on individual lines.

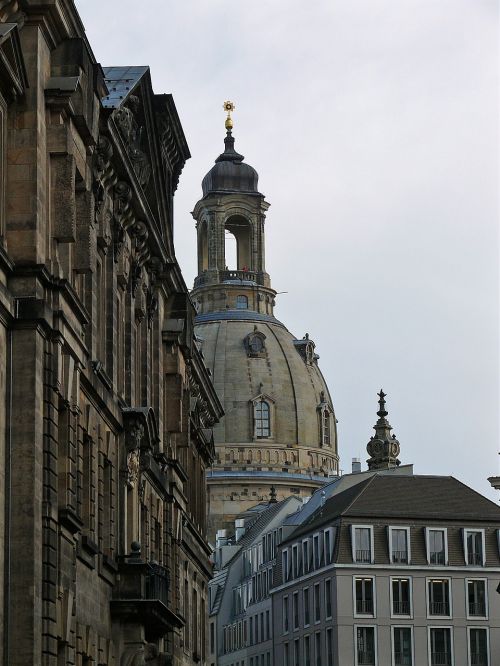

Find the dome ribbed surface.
xmin=201 ymin=130 xmax=260 ymax=196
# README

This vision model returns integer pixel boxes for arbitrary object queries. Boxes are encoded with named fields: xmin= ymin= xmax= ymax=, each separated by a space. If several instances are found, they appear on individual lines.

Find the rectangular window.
xmin=283 ymin=596 xmax=289 ymax=633
xmin=313 ymin=533 xmax=321 ymax=568
xmin=325 ymin=578 xmax=333 ymax=619
xmin=326 ymin=628 xmax=333 ymax=666
xmin=304 ymin=587 xmax=310 ymax=626
xmin=283 ymin=643 xmax=289 ymax=666
xmin=392 ymin=578 xmax=411 ymax=616
xmin=315 ymin=632 xmax=322 ymax=666
xmin=355 ymin=577 xmax=374 ymax=616
xmin=427 ymin=528 xmax=447 ymax=565
xmin=293 ymin=592 xmax=299 ymax=630
xmin=354 ymin=526 xmax=372 ymax=563
xmin=292 ymin=544 xmax=300 ymax=578
xmin=303 ymin=539 xmax=311 ymax=573
xmin=314 ymin=583 xmax=321 ymax=623
xmin=294 ymin=639 xmax=300 ymax=666
xmin=250 ymin=616 xmax=254 ymax=643
xmin=304 ymin=635 xmax=311 ymax=666
xmin=393 ymin=627 xmax=412 ymax=666
xmin=428 ymin=579 xmax=451 ymax=617
xmin=468 ymin=628 xmax=488 ymax=666
xmin=324 ymin=527 xmax=335 ymax=564
xmin=266 ymin=610 xmax=270 ymax=640
xmin=429 ymin=628 xmax=452 ymax=666
xmin=283 ymin=550 xmax=290 ymax=582
xmin=356 ymin=626 xmax=375 ymax=666
xmin=467 ymin=579 xmax=487 ymax=618
xmin=390 ymin=527 xmax=410 ymax=563
xmin=465 ymin=529 xmax=485 ymax=566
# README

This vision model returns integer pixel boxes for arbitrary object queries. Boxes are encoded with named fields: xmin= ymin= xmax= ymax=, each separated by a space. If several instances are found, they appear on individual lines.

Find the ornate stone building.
xmin=0 ymin=2 xmax=222 ymax=665
xmin=191 ymin=106 xmax=339 ymax=539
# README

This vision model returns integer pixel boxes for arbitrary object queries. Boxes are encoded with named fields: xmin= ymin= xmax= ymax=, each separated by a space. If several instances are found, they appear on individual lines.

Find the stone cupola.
xmin=366 ymin=390 xmax=401 ymax=470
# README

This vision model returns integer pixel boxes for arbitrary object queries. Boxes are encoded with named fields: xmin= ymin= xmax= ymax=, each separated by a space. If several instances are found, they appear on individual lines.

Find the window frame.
xmin=390 ymin=576 xmax=413 ymax=619
xmin=391 ymin=625 xmax=414 ymax=666
xmin=303 ymin=586 xmax=311 ymax=627
xmin=236 ymin=294 xmax=249 ymax=309
xmin=388 ymin=526 xmax=411 ymax=564
xmin=465 ymin=578 xmax=488 ymax=620
xmin=427 ymin=626 xmax=454 ymax=666
xmin=425 ymin=527 xmax=449 ymax=566
xmin=354 ymin=624 xmax=377 ymax=666
xmin=324 ymin=527 xmax=335 ymax=565
xmin=283 ymin=595 xmax=290 ymax=634
xmin=463 ymin=528 xmax=486 ymax=567
xmin=353 ymin=575 xmax=376 ymax=619
xmin=325 ymin=577 xmax=333 ymax=620
xmin=351 ymin=524 xmax=375 ymax=564
xmin=426 ymin=577 xmax=452 ymax=619
xmin=467 ymin=626 xmax=490 ymax=666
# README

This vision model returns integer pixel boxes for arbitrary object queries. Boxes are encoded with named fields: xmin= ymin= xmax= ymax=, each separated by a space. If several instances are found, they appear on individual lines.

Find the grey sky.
xmin=77 ymin=0 xmax=499 ymax=499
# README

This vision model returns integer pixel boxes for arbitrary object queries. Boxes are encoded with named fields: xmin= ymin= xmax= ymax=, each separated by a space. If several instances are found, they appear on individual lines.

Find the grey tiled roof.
xmin=102 ymin=66 xmax=149 ymax=108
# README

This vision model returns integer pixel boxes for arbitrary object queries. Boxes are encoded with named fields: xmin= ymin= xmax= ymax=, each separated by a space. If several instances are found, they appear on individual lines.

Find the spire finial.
xmin=366 ymin=389 xmax=401 ymax=470
xmin=377 ymin=389 xmax=388 ymax=418
xmin=223 ymin=100 xmax=235 ymax=132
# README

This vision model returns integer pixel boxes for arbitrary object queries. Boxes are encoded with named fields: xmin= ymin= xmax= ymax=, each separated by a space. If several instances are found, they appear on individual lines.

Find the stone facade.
xmin=191 ymin=124 xmax=339 ymax=539
xmin=0 ymin=3 xmax=222 ymax=665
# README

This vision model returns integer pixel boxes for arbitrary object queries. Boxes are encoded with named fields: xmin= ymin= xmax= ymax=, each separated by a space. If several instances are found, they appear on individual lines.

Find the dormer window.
xmin=236 ymin=294 xmax=248 ymax=309
xmin=464 ymin=529 xmax=485 ymax=566
xmin=245 ymin=329 xmax=266 ymax=357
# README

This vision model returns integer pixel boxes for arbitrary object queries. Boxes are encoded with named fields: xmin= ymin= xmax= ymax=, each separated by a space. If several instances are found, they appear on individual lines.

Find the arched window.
xmin=322 ymin=409 xmax=331 ymax=446
xmin=254 ymin=400 xmax=271 ymax=438
xmin=236 ymin=295 xmax=248 ymax=309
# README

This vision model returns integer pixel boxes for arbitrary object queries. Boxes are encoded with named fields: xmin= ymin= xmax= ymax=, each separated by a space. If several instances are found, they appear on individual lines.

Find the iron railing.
xmin=393 ymin=600 xmax=410 ymax=615
xmin=355 ymin=549 xmax=371 ymax=563
xmin=429 ymin=601 xmax=450 ymax=615
xmin=356 ymin=599 xmax=374 ymax=614
xmin=357 ymin=651 xmax=375 ymax=665
xmin=431 ymin=652 xmax=451 ymax=666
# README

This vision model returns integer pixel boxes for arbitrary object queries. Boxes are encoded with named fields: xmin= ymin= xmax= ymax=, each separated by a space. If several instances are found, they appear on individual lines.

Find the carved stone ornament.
xmin=114 ymin=95 xmax=151 ymax=188
xmin=245 ymin=328 xmax=266 ymax=357
xmin=126 ymin=449 xmax=141 ymax=489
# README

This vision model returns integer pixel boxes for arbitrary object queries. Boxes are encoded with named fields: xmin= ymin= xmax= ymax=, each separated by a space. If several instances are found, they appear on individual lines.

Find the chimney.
xmin=352 ymin=457 xmax=361 ymax=474
xmin=216 ymin=529 xmax=230 ymax=548
xmin=235 ymin=519 xmax=246 ymax=542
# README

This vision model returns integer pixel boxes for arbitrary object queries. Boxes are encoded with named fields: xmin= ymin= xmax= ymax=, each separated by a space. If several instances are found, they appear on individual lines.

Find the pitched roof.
xmin=102 ymin=66 xmax=149 ymax=108
xmin=288 ymin=474 xmax=500 ymax=539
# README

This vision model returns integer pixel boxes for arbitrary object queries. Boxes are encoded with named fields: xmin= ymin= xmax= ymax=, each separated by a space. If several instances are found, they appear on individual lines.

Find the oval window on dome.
xmin=236 ymin=295 xmax=248 ymax=309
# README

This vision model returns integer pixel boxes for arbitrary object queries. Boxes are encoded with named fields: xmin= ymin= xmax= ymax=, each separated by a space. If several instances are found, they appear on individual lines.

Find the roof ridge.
xmin=339 ymin=474 xmax=377 ymax=516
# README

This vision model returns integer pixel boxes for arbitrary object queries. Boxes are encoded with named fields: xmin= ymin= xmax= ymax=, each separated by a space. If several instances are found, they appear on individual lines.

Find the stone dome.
xmin=195 ymin=310 xmax=338 ymax=477
xmin=201 ymin=130 xmax=260 ymax=196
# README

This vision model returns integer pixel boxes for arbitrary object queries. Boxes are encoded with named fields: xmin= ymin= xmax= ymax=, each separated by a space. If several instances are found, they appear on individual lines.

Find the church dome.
xmin=195 ymin=310 xmax=338 ymax=476
xmin=201 ymin=130 xmax=260 ymax=196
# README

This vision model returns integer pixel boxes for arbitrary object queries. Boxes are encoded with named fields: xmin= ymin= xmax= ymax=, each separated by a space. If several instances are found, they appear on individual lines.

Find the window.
xmin=356 ymin=626 xmax=376 ymax=666
xmin=465 ymin=529 xmax=485 ymax=566
xmin=467 ymin=579 xmax=487 ymax=618
xmin=354 ymin=577 xmax=375 ymax=616
xmin=283 ymin=643 xmax=289 ymax=666
xmin=428 ymin=579 xmax=451 ymax=617
xmin=292 ymin=544 xmax=301 ymax=578
xmin=294 ymin=639 xmax=300 ymax=666
xmin=353 ymin=526 xmax=373 ymax=563
xmin=254 ymin=400 xmax=271 ymax=438
xmin=283 ymin=550 xmax=290 ymax=582
xmin=326 ymin=628 xmax=333 ymax=666
xmin=304 ymin=587 xmax=310 ymax=626
xmin=250 ymin=616 xmax=254 ymax=643
xmin=392 ymin=627 xmax=412 ymax=666
xmin=427 ymin=528 xmax=447 ymax=565
xmin=236 ymin=294 xmax=248 ymax=309
xmin=314 ymin=583 xmax=321 ymax=622
xmin=391 ymin=578 xmax=411 ymax=616
xmin=315 ymin=632 xmax=321 ymax=666
xmin=304 ymin=635 xmax=311 ymax=666
xmin=313 ymin=533 xmax=322 ymax=568
xmin=320 ymin=407 xmax=331 ymax=446
xmin=468 ymin=628 xmax=488 ymax=666
xmin=303 ymin=539 xmax=311 ymax=573
xmin=325 ymin=578 xmax=332 ymax=619
xmin=282 ymin=596 xmax=289 ymax=633
xmin=390 ymin=527 xmax=410 ymax=564
xmin=324 ymin=527 xmax=335 ymax=564
xmin=429 ymin=628 xmax=452 ymax=666
xmin=292 ymin=592 xmax=299 ymax=630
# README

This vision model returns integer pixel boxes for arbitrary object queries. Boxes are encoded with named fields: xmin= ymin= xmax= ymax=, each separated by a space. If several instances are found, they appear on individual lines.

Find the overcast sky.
xmin=77 ymin=0 xmax=499 ymax=500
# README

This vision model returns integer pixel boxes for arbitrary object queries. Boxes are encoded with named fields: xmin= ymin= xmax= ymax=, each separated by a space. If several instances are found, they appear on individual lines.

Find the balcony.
xmin=110 ymin=545 xmax=183 ymax=639
xmin=355 ymin=549 xmax=371 ymax=563
xmin=394 ymin=653 xmax=412 ymax=666
xmin=357 ymin=651 xmax=375 ymax=665
xmin=356 ymin=600 xmax=374 ymax=614
xmin=392 ymin=550 xmax=408 ymax=563
xmin=470 ymin=654 xmax=488 ymax=666
xmin=469 ymin=601 xmax=486 ymax=617
xmin=431 ymin=653 xmax=451 ymax=666
xmin=468 ymin=552 xmax=483 ymax=566
xmin=429 ymin=601 xmax=450 ymax=616
xmin=393 ymin=601 xmax=410 ymax=615
xmin=430 ymin=551 xmax=445 ymax=565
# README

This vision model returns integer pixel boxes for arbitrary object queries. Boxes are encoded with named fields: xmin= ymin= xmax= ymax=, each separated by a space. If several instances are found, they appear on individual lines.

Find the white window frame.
xmin=292 ymin=544 xmax=300 ymax=578
xmin=302 ymin=538 xmax=312 ymax=573
xmin=325 ymin=577 xmax=333 ymax=620
xmin=354 ymin=624 xmax=378 ymax=666
xmin=467 ymin=626 xmax=490 ymax=666
xmin=324 ymin=527 xmax=335 ymax=564
xmin=465 ymin=578 xmax=488 ymax=620
xmin=388 ymin=526 xmax=411 ymax=564
xmin=282 ymin=549 xmax=290 ymax=582
xmin=353 ymin=575 xmax=376 ymax=619
xmin=351 ymin=524 xmax=375 ymax=564
xmin=427 ymin=626 xmax=454 ymax=666
xmin=313 ymin=582 xmax=321 ymax=624
xmin=390 ymin=625 xmax=414 ymax=666
xmin=425 ymin=527 xmax=449 ymax=565
xmin=292 ymin=591 xmax=299 ymax=631
xmin=283 ymin=595 xmax=289 ymax=634
xmin=303 ymin=586 xmax=311 ymax=627
xmin=426 ymin=576 xmax=453 ymax=619
xmin=390 ymin=575 xmax=413 ymax=619
xmin=463 ymin=528 xmax=486 ymax=566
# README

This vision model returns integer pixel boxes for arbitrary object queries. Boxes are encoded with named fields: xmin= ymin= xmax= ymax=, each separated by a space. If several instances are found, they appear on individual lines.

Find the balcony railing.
xmin=470 ymin=654 xmax=487 ymax=666
xmin=469 ymin=601 xmax=486 ymax=617
xmin=431 ymin=652 xmax=451 ymax=666
xmin=468 ymin=552 xmax=483 ymax=565
xmin=430 ymin=551 xmax=445 ymax=565
xmin=392 ymin=550 xmax=408 ymax=563
xmin=356 ymin=600 xmax=374 ymax=614
xmin=393 ymin=600 xmax=410 ymax=615
xmin=220 ymin=269 xmax=258 ymax=283
xmin=429 ymin=601 xmax=450 ymax=615
xmin=357 ymin=651 xmax=375 ymax=665
xmin=146 ymin=562 xmax=169 ymax=606
xmin=355 ymin=549 xmax=371 ymax=563
xmin=394 ymin=653 xmax=412 ymax=666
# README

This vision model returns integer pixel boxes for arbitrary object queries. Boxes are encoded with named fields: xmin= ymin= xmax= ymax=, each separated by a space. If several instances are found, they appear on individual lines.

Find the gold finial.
xmin=223 ymin=100 xmax=235 ymax=130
